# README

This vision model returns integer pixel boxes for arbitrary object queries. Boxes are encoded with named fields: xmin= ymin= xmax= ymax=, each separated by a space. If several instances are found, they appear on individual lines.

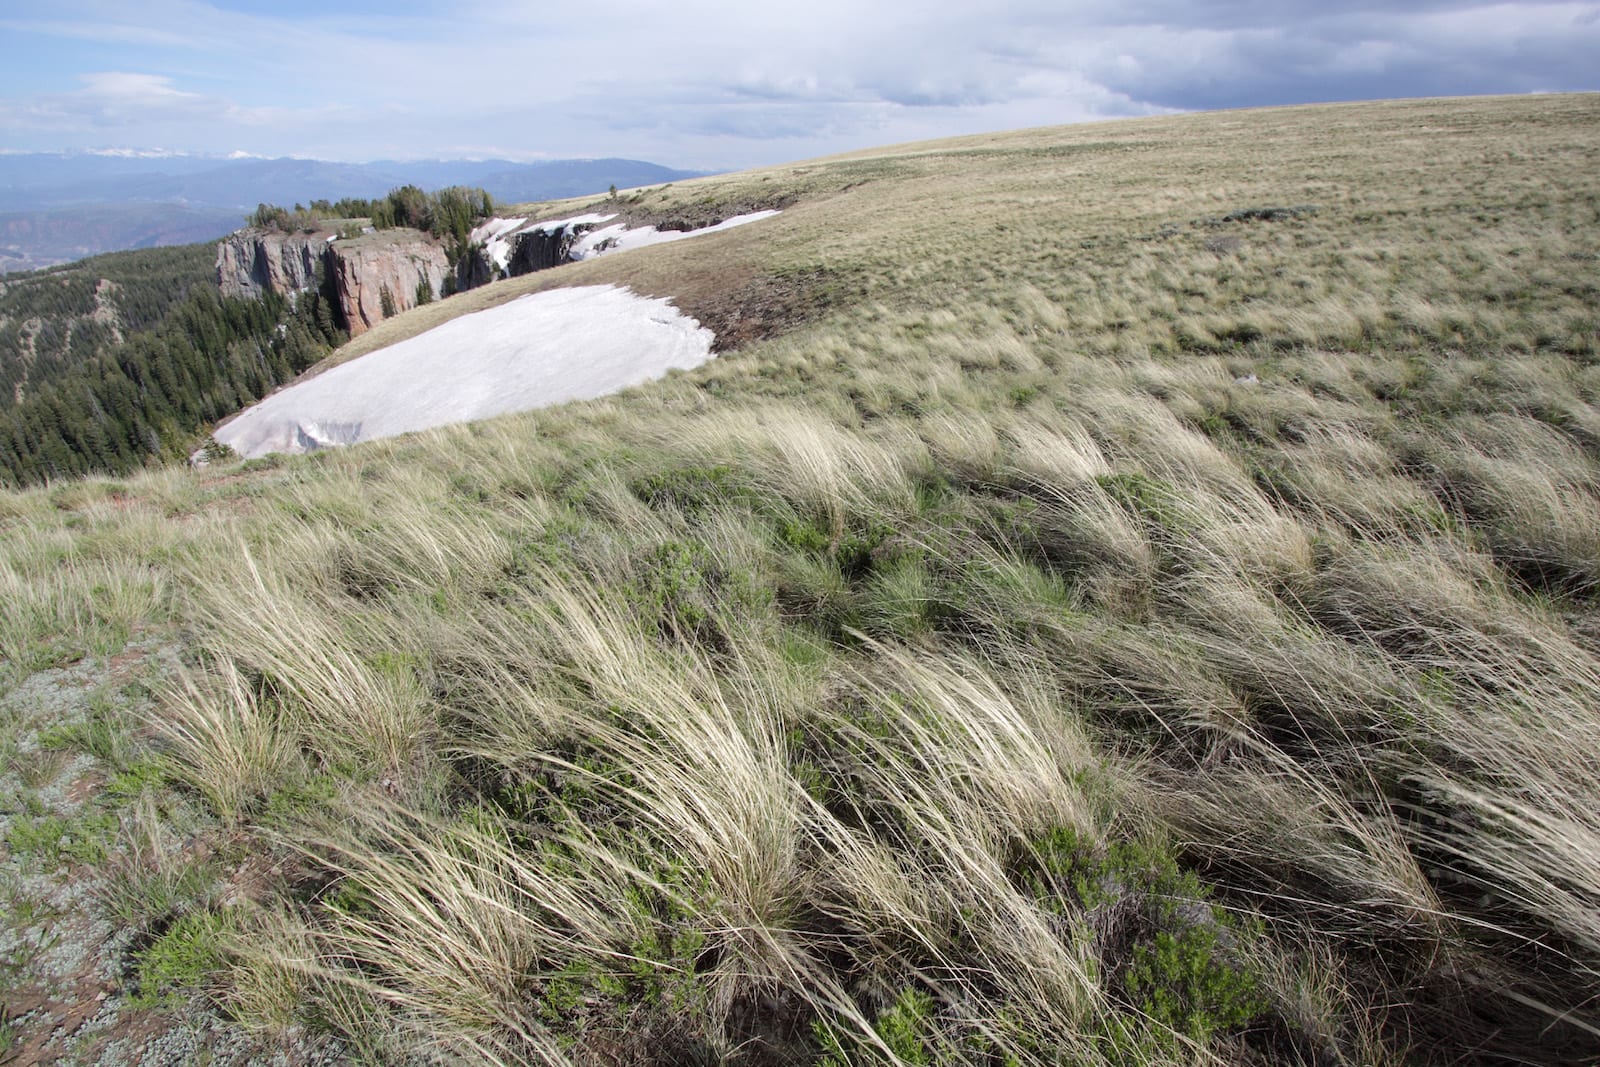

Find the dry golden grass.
xmin=4 ymin=94 xmax=1600 ymax=1064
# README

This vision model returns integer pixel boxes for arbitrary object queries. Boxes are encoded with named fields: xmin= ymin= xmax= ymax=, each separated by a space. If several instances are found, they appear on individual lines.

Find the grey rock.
xmin=215 ymin=229 xmax=325 ymax=301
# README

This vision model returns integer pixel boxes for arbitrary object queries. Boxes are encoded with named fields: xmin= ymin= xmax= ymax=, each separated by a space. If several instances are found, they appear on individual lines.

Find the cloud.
xmin=0 ymin=71 xmax=352 ymax=146
xmin=75 ymin=72 xmax=227 ymax=123
xmin=0 ymin=72 xmax=222 ymax=130
xmin=1044 ymin=2 xmax=1600 ymax=108
xmin=0 ymin=14 xmax=198 ymax=51
xmin=0 ymin=1 xmax=1594 ymax=168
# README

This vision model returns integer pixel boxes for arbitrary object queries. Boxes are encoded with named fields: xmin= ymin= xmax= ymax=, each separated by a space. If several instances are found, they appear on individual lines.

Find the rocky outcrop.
xmin=444 ymin=217 xmax=588 ymax=294
xmin=216 ymin=229 xmax=325 ymax=300
xmin=217 ymin=226 xmax=452 ymax=339
xmin=453 ymin=247 xmax=495 ymax=293
xmin=505 ymin=222 xmax=598 ymax=276
xmin=217 ymin=208 xmax=782 ymax=341
xmin=450 ymin=217 xmax=600 ymax=288
xmin=323 ymin=231 xmax=450 ymax=339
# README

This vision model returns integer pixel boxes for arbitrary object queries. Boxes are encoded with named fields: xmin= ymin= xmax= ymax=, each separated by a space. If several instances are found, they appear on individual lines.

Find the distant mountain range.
xmin=0 ymin=153 xmax=710 ymax=273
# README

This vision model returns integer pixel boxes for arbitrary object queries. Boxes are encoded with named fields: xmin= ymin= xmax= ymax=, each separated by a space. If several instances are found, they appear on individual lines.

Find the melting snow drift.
xmin=472 ymin=210 xmax=781 ymax=274
xmin=215 ymin=285 xmax=713 ymax=458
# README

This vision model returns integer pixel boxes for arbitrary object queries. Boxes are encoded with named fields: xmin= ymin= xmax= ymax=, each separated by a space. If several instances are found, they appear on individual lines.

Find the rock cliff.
xmin=459 ymin=215 xmax=610 ymax=286
xmin=323 ymin=231 xmax=450 ymax=339
xmin=505 ymin=222 xmax=597 ymax=275
xmin=216 ymin=229 xmax=325 ymax=300
xmin=217 ymin=209 xmax=781 ymax=340
xmin=452 ymin=249 xmax=495 ymax=293
xmin=217 ymin=226 xmax=451 ymax=339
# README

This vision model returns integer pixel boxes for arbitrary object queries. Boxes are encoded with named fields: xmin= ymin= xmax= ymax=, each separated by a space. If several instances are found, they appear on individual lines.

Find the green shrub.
xmin=1097 ymin=472 xmax=1190 ymax=537
xmin=628 ymin=540 xmax=714 ymax=637
xmin=534 ymin=863 xmax=714 ymax=1050
xmin=631 ymin=463 xmax=744 ymax=515
xmin=1124 ymin=923 xmax=1262 ymax=1044
xmin=133 ymin=910 xmax=235 ymax=1006
xmin=815 ymin=986 xmax=937 ymax=1066
xmin=1019 ymin=828 xmax=1265 ymax=1057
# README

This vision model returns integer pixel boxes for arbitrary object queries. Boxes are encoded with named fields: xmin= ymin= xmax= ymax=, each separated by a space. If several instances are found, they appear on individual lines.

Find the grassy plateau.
xmin=2 ymin=94 xmax=1599 ymax=1065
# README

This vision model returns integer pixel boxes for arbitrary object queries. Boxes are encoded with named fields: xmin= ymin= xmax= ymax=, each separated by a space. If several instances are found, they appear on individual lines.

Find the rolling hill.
xmin=1 ymin=94 xmax=1598 ymax=1065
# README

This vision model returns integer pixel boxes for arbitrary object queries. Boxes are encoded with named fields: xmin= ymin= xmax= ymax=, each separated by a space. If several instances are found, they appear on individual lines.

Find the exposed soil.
xmin=636 ymin=260 xmax=861 ymax=353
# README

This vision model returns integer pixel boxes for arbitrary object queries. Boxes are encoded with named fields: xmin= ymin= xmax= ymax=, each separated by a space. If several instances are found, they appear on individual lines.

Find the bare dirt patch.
xmin=675 ymin=264 xmax=859 ymax=352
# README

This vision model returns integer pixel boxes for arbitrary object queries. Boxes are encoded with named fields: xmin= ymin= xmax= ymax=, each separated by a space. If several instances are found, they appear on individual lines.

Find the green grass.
xmin=131 ymin=908 xmax=236 ymax=1008
xmin=0 ymin=1002 xmax=19 ymax=1064
xmin=2 ymin=94 xmax=1600 ymax=1064
xmin=6 ymin=811 xmax=116 ymax=867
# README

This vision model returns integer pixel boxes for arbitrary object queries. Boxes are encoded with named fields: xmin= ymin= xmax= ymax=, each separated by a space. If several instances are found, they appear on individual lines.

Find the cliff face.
xmin=505 ymin=223 xmax=594 ymax=276
xmin=460 ymin=217 xmax=603 ymax=284
xmin=324 ymin=232 xmax=450 ymax=339
xmin=453 ymin=247 xmax=495 ymax=293
xmin=217 ymin=227 xmax=451 ymax=339
xmin=219 ymin=211 xmax=712 ymax=339
xmin=216 ymin=230 xmax=325 ymax=300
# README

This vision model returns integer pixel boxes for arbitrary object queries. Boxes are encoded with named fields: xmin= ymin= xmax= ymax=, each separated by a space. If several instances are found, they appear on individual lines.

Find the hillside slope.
xmin=0 ymin=244 xmax=342 ymax=485
xmin=1 ymin=95 xmax=1598 ymax=1065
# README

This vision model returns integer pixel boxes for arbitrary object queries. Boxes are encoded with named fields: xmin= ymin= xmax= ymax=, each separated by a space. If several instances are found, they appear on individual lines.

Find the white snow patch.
xmin=571 ymin=210 xmax=781 ymax=260
xmin=467 ymin=209 xmax=779 ymax=274
xmin=470 ymin=213 xmax=617 ymax=273
xmin=473 ymin=215 xmax=527 ymax=270
xmin=214 ymin=285 xmax=714 ymax=458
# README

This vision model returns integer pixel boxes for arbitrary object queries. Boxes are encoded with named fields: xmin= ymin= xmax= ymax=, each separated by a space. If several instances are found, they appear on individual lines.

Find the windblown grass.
xmin=4 ymin=94 xmax=1600 ymax=1064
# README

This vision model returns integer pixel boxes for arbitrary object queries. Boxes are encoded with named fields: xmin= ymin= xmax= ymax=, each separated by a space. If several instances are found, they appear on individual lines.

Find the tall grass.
xmin=3 ymin=94 xmax=1600 ymax=1063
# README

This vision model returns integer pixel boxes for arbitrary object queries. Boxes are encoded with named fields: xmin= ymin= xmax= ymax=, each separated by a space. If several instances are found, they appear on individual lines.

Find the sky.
xmin=0 ymin=0 xmax=1596 ymax=171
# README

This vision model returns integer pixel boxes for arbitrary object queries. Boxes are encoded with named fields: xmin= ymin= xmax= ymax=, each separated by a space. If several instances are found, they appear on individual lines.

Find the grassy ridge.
xmin=2 ymin=94 xmax=1599 ymax=1064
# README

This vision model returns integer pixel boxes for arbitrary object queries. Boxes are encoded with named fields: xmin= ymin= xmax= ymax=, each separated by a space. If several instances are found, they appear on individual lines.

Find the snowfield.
xmin=570 ymin=210 xmax=781 ymax=260
xmin=474 ymin=213 xmax=615 ymax=273
xmin=470 ymin=210 xmax=780 ymax=273
xmin=214 ymin=285 xmax=714 ymax=458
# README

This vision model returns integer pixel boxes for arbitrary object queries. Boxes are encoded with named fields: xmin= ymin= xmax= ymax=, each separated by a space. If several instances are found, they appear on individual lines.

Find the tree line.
xmin=0 ymin=180 xmax=500 ymax=486
xmin=250 ymin=184 xmax=495 ymax=274
xmin=250 ymin=185 xmax=494 ymax=245
xmin=0 ymin=247 xmax=344 ymax=486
